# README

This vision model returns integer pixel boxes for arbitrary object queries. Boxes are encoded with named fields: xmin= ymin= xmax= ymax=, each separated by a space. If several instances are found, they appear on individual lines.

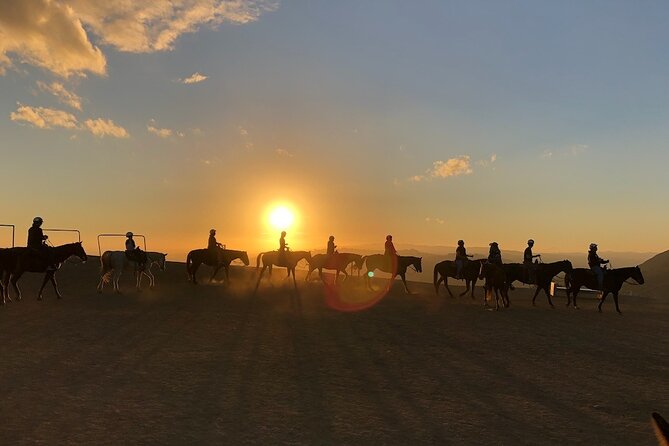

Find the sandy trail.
xmin=0 ymin=260 xmax=666 ymax=444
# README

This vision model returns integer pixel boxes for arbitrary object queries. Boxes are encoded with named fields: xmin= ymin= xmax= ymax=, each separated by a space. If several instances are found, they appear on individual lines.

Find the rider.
xmin=384 ymin=235 xmax=397 ymax=256
xmin=278 ymin=231 xmax=288 ymax=264
xmin=588 ymin=243 xmax=609 ymax=290
xmin=125 ymin=232 xmax=147 ymax=270
xmin=327 ymin=236 xmax=337 ymax=255
xmin=524 ymin=239 xmax=541 ymax=283
xmin=488 ymin=242 xmax=503 ymax=266
xmin=27 ymin=216 xmax=56 ymax=271
xmin=208 ymin=229 xmax=224 ymax=264
xmin=455 ymin=240 xmax=472 ymax=279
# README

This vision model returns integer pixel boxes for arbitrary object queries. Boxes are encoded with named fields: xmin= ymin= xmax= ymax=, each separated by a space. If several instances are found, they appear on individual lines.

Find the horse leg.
xmin=114 ymin=270 xmax=122 ymax=294
xmin=2 ymin=272 xmax=11 ymax=303
xmin=444 ymin=277 xmax=454 ymax=298
xmin=598 ymin=291 xmax=609 ymax=313
xmin=531 ymin=286 xmax=542 ymax=306
xmin=11 ymin=272 xmax=24 ymax=301
xmin=254 ymin=266 xmax=266 ymax=294
xmin=191 ymin=261 xmax=200 ymax=284
xmin=544 ymin=283 xmax=555 ymax=308
xmin=613 ymin=292 xmax=622 ymax=315
xmin=50 ymin=274 xmax=63 ymax=299
xmin=459 ymin=280 xmax=470 ymax=297
xmin=471 ymin=279 xmax=477 ymax=300
xmin=400 ymin=273 xmax=411 ymax=294
xmin=224 ymin=266 xmax=230 ymax=285
xmin=37 ymin=272 xmax=52 ymax=300
xmin=210 ymin=265 xmax=221 ymax=283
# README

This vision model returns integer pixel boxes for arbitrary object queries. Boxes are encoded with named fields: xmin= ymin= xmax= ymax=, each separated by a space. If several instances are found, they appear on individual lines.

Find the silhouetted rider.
xmin=278 ymin=231 xmax=288 ymax=265
xmin=208 ymin=229 xmax=224 ymax=264
xmin=384 ymin=235 xmax=397 ymax=256
xmin=588 ymin=243 xmax=608 ymax=290
xmin=455 ymin=240 xmax=472 ymax=279
xmin=125 ymin=232 xmax=147 ymax=270
xmin=327 ymin=236 xmax=337 ymax=255
xmin=488 ymin=242 xmax=503 ymax=266
xmin=27 ymin=216 xmax=56 ymax=270
xmin=524 ymin=239 xmax=540 ymax=283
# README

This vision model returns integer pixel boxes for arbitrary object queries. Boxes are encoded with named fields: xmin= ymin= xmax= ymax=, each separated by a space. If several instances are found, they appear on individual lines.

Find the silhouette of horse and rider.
xmin=186 ymin=229 xmax=250 ymax=285
xmin=305 ymin=235 xmax=364 ymax=283
xmin=362 ymin=235 xmax=422 ymax=294
xmin=254 ymin=231 xmax=311 ymax=292
xmin=0 ymin=217 xmax=87 ymax=303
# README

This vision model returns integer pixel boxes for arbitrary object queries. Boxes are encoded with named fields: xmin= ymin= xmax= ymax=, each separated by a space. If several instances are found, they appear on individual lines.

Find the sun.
xmin=268 ymin=205 xmax=295 ymax=231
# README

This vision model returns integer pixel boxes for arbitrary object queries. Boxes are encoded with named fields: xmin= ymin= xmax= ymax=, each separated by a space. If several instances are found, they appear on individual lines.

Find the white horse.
xmin=97 ymin=251 xmax=167 ymax=293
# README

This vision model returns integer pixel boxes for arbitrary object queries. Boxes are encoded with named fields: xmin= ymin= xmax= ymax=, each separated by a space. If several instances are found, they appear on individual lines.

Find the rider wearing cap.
xmin=524 ymin=239 xmax=541 ymax=283
xmin=327 ymin=236 xmax=337 ymax=255
xmin=28 ymin=217 xmax=56 ymax=270
xmin=488 ymin=242 xmax=503 ymax=266
xmin=455 ymin=240 xmax=473 ymax=279
xmin=588 ymin=243 xmax=609 ymax=290
xmin=125 ymin=232 xmax=147 ymax=270
xmin=384 ymin=235 xmax=397 ymax=257
xmin=208 ymin=229 xmax=224 ymax=264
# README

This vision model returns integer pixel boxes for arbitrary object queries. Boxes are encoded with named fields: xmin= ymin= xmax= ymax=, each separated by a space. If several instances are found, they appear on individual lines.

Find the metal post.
xmin=43 ymin=228 xmax=81 ymax=243
xmin=0 ymin=224 xmax=15 ymax=247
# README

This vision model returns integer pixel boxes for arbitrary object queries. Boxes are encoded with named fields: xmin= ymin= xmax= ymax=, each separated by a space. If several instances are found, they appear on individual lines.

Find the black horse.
xmin=503 ymin=260 xmax=572 ymax=308
xmin=362 ymin=254 xmax=422 ymax=294
xmin=478 ymin=262 xmax=509 ymax=310
xmin=564 ymin=266 xmax=644 ymax=314
xmin=0 ymin=242 xmax=87 ymax=303
xmin=186 ymin=249 xmax=250 ymax=284
xmin=306 ymin=253 xmax=364 ymax=283
xmin=433 ymin=258 xmax=487 ymax=299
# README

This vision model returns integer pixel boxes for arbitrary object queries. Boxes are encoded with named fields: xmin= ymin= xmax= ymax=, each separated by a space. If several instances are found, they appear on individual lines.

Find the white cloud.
xmin=84 ymin=118 xmax=129 ymax=138
xmin=179 ymin=72 xmax=208 ymax=84
xmin=425 ymin=217 xmax=445 ymax=225
xmin=410 ymin=155 xmax=473 ymax=183
xmin=477 ymin=153 xmax=497 ymax=168
xmin=0 ymin=0 xmax=107 ymax=78
xmin=10 ymin=103 xmax=78 ymax=129
xmin=37 ymin=81 xmax=83 ymax=110
xmin=239 ymin=126 xmax=249 ymax=136
xmin=148 ymin=124 xmax=173 ymax=138
xmin=0 ymin=0 xmax=277 ymax=78
xmin=275 ymin=148 xmax=294 ymax=157
xmin=542 ymin=144 xmax=588 ymax=160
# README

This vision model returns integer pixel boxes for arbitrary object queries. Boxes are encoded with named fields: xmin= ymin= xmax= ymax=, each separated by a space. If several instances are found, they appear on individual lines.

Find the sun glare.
xmin=268 ymin=205 xmax=295 ymax=231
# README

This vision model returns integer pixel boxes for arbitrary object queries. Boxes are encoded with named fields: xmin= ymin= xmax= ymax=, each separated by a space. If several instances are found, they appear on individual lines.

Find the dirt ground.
xmin=0 ymin=260 xmax=667 ymax=445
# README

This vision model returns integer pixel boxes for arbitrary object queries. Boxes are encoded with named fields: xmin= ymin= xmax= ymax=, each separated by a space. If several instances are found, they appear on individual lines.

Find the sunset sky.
xmin=2 ymin=1 xmax=669 ymax=259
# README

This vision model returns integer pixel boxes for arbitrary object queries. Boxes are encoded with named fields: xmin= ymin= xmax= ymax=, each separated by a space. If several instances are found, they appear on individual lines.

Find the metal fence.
xmin=43 ymin=228 xmax=81 ymax=243
xmin=0 ymin=224 xmax=15 ymax=247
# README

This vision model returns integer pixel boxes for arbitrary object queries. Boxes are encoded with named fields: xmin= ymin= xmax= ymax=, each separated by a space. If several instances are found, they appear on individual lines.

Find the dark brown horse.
xmin=306 ymin=253 xmax=364 ymax=283
xmin=254 ymin=250 xmax=311 ymax=293
xmin=186 ymin=249 xmax=249 ymax=284
xmin=433 ymin=258 xmax=486 ymax=299
xmin=503 ymin=260 xmax=572 ymax=308
xmin=0 ymin=242 xmax=87 ymax=303
xmin=564 ymin=266 xmax=644 ymax=313
xmin=478 ymin=262 xmax=509 ymax=310
xmin=362 ymin=254 xmax=422 ymax=294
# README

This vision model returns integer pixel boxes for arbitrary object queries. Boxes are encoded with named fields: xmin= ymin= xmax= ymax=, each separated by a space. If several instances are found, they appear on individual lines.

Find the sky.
xmin=1 ymin=0 xmax=669 ymax=259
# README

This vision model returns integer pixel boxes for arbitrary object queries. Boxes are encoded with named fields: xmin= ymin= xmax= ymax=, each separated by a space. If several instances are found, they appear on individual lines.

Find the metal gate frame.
xmin=97 ymin=233 xmax=147 ymax=256
xmin=0 ymin=224 xmax=15 ymax=247
xmin=43 ymin=228 xmax=81 ymax=243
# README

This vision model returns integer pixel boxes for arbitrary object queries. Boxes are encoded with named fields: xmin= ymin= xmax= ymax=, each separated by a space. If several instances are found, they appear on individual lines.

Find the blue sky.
xmin=1 ymin=0 xmax=668 ymax=257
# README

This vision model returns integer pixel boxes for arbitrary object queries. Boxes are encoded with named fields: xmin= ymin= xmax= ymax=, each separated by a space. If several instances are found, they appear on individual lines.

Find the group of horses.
xmin=433 ymin=257 xmax=645 ymax=313
xmin=0 ymin=240 xmax=646 ymax=315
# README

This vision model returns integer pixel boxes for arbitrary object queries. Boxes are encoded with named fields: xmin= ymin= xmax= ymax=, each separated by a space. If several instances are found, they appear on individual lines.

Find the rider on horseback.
xmin=588 ymin=243 xmax=609 ymax=290
xmin=455 ymin=240 xmax=472 ymax=279
xmin=208 ymin=229 xmax=224 ymax=264
xmin=488 ymin=242 xmax=503 ymax=266
xmin=125 ymin=232 xmax=147 ymax=271
xmin=384 ymin=235 xmax=397 ymax=256
xmin=27 ymin=217 xmax=56 ymax=271
xmin=524 ymin=239 xmax=541 ymax=283
xmin=278 ymin=231 xmax=289 ymax=265
xmin=327 ymin=236 xmax=337 ymax=255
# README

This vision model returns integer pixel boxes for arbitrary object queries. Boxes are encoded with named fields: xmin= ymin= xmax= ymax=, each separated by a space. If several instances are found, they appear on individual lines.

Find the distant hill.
xmin=624 ymin=250 xmax=669 ymax=298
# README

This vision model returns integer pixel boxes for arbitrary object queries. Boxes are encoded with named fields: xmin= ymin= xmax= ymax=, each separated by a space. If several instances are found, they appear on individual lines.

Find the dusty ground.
xmin=0 ymin=259 xmax=667 ymax=445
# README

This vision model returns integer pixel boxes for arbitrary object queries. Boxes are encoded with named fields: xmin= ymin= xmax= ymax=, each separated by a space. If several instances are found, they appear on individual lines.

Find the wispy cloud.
xmin=411 ymin=155 xmax=473 ymax=182
xmin=541 ymin=144 xmax=588 ymax=160
xmin=148 ymin=125 xmax=173 ymax=138
xmin=10 ymin=103 xmax=79 ymax=129
xmin=0 ymin=0 xmax=277 ymax=78
xmin=477 ymin=153 xmax=497 ymax=168
xmin=425 ymin=217 xmax=445 ymax=225
xmin=36 ymin=81 xmax=83 ymax=110
xmin=84 ymin=118 xmax=129 ymax=138
xmin=275 ymin=148 xmax=294 ymax=157
xmin=179 ymin=72 xmax=208 ymax=84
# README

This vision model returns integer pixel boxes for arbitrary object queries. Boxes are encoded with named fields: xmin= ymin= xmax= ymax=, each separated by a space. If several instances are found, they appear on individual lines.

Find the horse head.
xmin=562 ymin=260 xmax=573 ymax=273
xmin=413 ymin=257 xmax=422 ymax=273
xmin=73 ymin=242 xmax=88 ymax=263
xmin=354 ymin=254 xmax=364 ymax=270
xmin=241 ymin=251 xmax=250 ymax=266
xmin=158 ymin=253 xmax=167 ymax=271
xmin=633 ymin=266 xmax=645 ymax=285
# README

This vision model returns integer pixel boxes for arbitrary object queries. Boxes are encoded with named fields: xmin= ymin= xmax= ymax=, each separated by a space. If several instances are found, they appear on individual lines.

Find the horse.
xmin=564 ymin=266 xmax=644 ymax=314
xmin=254 ymin=250 xmax=311 ymax=292
xmin=0 ymin=242 xmax=88 ymax=303
xmin=653 ymin=412 xmax=669 ymax=446
xmin=362 ymin=254 xmax=422 ymax=294
xmin=503 ymin=260 xmax=573 ymax=308
xmin=433 ymin=258 xmax=487 ymax=299
xmin=478 ymin=262 xmax=509 ymax=310
xmin=305 ymin=252 xmax=364 ymax=283
xmin=97 ymin=251 xmax=167 ymax=294
xmin=186 ymin=248 xmax=250 ymax=284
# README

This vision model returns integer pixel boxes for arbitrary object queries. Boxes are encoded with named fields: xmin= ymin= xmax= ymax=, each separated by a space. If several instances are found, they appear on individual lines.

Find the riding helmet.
xmin=528 ymin=239 xmax=534 ymax=245
xmin=386 ymin=235 xmax=392 ymax=240
xmin=126 ymin=232 xmax=133 ymax=238
xmin=457 ymin=240 xmax=464 ymax=245
xmin=329 ymin=235 xmax=334 ymax=241
xmin=210 ymin=229 xmax=216 ymax=235
xmin=33 ymin=216 xmax=43 ymax=223
xmin=589 ymin=243 xmax=597 ymax=250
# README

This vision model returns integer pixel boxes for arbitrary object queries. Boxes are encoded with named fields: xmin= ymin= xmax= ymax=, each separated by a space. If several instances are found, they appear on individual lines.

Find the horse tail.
xmin=100 ymin=252 xmax=112 ymax=284
xmin=433 ymin=263 xmax=440 ymax=294
xmin=186 ymin=251 xmax=193 ymax=277
xmin=256 ymin=252 xmax=263 ymax=271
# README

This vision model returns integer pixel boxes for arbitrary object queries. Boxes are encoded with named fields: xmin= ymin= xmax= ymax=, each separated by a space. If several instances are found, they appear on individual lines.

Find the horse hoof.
xmin=57 ymin=295 xmax=63 ymax=299
xmin=37 ymin=296 xmax=43 ymax=301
